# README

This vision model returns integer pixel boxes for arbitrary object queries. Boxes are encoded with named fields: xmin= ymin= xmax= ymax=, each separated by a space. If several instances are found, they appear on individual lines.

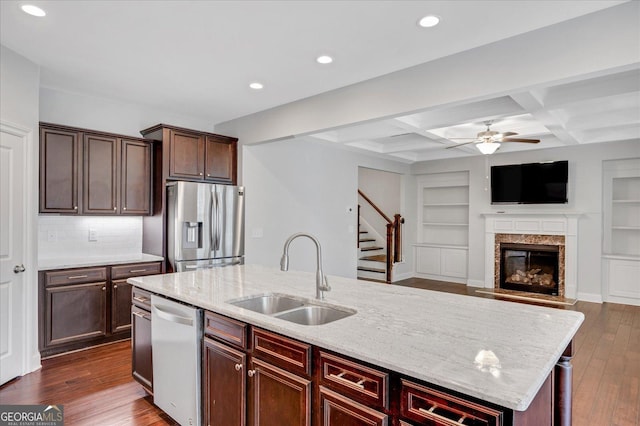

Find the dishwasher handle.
xmin=152 ymin=303 xmax=194 ymax=326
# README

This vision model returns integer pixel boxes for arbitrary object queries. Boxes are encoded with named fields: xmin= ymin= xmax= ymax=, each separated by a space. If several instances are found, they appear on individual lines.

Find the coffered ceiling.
xmin=304 ymin=68 xmax=640 ymax=162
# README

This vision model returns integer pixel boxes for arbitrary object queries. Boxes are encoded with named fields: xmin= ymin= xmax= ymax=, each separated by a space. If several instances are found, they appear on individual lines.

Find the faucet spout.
xmin=280 ymin=233 xmax=331 ymax=300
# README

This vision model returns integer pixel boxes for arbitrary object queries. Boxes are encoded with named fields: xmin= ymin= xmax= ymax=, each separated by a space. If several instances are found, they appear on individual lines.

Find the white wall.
xmin=358 ymin=167 xmax=401 ymax=217
xmin=0 ymin=44 xmax=41 ymax=373
xmin=39 ymin=87 xmax=214 ymax=137
xmin=411 ymin=140 xmax=640 ymax=301
xmin=38 ymin=216 xmax=142 ymax=260
xmin=243 ymin=137 xmax=411 ymax=281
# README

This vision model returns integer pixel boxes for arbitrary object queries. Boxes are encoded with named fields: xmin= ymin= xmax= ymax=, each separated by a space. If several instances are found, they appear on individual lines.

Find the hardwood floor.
xmin=1 ymin=279 xmax=638 ymax=425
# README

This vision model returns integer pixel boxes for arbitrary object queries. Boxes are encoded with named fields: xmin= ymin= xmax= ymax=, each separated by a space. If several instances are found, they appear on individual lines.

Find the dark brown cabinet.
xmin=39 ymin=126 xmax=80 ymax=213
xmin=248 ymin=357 xmax=312 ymax=426
xmin=39 ymin=262 xmax=162 ymax=358
xmin=132 ymin=287 xmax=153 ymax=393
xmin=141 ymin=124 xmax=237 ymax=185
xmin=204 ymin=337 xmax=247 ymax=425
xmin=39 ymin=123 xmax=153 ymax=215
xmin=45 ymin=281 xmax=107 ymax=347
xmin=83 ymin=133 xmax=119 ymax=214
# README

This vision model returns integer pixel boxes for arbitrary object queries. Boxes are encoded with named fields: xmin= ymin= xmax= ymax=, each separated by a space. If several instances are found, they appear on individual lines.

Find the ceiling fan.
xmin=445 ymin=121 xmax=540 ymax=154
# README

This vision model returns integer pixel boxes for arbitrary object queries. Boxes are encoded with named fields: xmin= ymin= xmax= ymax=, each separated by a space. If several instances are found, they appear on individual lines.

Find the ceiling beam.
xmin=510 ymin=92 xmax=580 ymax=145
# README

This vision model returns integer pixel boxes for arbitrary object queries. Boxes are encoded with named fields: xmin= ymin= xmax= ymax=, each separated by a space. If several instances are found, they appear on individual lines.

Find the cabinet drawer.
xmin=44 ymin=267 xmax=107 ymax=286
xmin=320 ymin=386 xmax=388 ymax=426
xmin=319 ymin=351 xmax=389 ymax=410
xmin=204 ymin=311 xmax=247 ymax=349
xmin=111 ymin=262 xmax=162 ymax=279
xmin=401 ymin=379 xmax=504 ymax=426
xmin=132 ymin=287 xmax=152 ymax=310
xmin=251 ymin=328 xmax=311 ymax=377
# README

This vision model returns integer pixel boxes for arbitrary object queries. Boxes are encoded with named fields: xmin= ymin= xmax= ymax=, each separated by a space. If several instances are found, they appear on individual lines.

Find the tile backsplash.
xmin=39 ymin=216 xmax=143 ymax=259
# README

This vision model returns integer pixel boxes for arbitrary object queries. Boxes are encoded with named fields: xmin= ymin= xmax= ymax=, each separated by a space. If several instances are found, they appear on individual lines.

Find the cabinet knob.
xmin=74 ymin=206 xmax=78 ymax=210
xmin=234 ymin=363 xmax=242 ymax=371
xmin=113 ymin=207 xmax=117 ymax=210
xmin=207 ymin=174 xmax=211 ymax=177
xmin=247 ymin=369 xmax=255 ymax=377
xmin=199 ymin=172 xmax=203 ymax=176
xmin=101 ymin=286 xmax=106 ymax=291
xmin=113 ymin=284 xmax=118 ymax=289
xmin=123 ymin=207 xmax=127 ymax=211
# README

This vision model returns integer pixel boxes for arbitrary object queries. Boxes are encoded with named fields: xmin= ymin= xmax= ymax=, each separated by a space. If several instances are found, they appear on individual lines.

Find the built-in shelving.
xmin=416 ymin=171 xmax=469 ymax=282
xmin=602 ymin=158 xmax=640 ymax=305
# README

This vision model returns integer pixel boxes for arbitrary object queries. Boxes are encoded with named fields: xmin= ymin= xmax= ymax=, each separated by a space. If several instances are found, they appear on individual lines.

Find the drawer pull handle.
xmin=133 ymin=311 xmax=150 ymax=320
xmin=328 ymin=372 xmax=365 ymax=390
xmin=67 ymin=275 xmax=88 ymax=279
xmin=417 ymin=406 xmax=467 ymax=425
xmin=235 ymin=363 xmax=242 ymax=371
xmin=133 ymin=296 xmax=149 ymax=303
xmin=129 ymin=269 xmax=148 ymax=273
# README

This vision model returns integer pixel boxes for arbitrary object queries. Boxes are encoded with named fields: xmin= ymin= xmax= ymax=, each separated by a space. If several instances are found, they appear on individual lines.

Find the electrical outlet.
xmin=89 ymin=228 xmax=98 ymax=242
xmin=47 ymin=230 xmax=57 ymax=242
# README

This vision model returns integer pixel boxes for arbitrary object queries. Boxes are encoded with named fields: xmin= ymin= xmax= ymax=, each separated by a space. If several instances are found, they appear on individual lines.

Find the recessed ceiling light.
xmin=249 ymin=82 xmax=264 ymax=90
xmin=418 ymin=15 xmax=440 ymax=28
xmin=21 ymin=4 xmax=46 ymax=17
xmin=316 ymin=55 xmax=333 ymax=65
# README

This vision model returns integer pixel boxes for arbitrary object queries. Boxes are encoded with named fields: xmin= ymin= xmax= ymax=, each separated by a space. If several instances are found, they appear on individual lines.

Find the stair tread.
xmin=357 ymin=266 xmax=386 ymax=273
xmin=360 ymin=246 xmax=384 ymax=251
xmin=360 ymin=254 xmax=386 ymax=262
xmin=359 ymin=238 xmax=376 ymax=242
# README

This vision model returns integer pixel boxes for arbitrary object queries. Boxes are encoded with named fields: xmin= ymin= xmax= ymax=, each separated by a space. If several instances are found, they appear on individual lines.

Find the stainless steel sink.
xmin=274 ymin=305 xmax=355 ymax=326
xmin=229 ymin=294 xmax=305 ymax=315
xmin=227 ymin=293 xmax=356 ymax=326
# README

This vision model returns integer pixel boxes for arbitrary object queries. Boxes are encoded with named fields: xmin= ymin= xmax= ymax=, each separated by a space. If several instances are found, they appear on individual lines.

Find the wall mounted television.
xmin=491 ymin=160 xmax=568 ymax=204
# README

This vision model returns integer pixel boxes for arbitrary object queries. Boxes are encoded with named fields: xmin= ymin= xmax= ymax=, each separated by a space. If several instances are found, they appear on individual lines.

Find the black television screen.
xmin=491 ymin=161 xmax=568 ymax=204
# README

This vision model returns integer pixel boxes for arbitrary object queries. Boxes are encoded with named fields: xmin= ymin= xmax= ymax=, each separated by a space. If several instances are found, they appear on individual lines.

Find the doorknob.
xmin=13 ymin=264 xmax=26 ymax=273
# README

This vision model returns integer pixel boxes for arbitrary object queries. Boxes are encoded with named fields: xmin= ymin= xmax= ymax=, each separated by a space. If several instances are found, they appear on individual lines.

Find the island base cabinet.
xmin=131 ymin=287 xmax=153 ymax=393
xmin=204 ymin=337 xmax=246 ymax=426
xmin=319 ymin=386 xmax=388 ymax=426
xmin=248 ymin=358 xmax=312 ymax=426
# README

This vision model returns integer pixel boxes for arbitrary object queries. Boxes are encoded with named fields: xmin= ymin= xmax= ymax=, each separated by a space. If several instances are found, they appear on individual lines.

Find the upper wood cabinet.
xmin=39 ymin=126 xmax=80 ymax=213
xmin=39 ymin=123 xmax=153 ymax=215
xmin=141 ymin=124 xmax=237 ymax=185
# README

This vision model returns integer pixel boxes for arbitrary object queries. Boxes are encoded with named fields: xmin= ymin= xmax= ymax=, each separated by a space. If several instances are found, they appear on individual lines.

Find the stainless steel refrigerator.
xmin=166 ymin=181 xmax=244 ymax=272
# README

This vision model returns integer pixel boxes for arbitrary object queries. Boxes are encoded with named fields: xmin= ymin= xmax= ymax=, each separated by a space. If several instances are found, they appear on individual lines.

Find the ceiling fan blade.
xmin=445 ymin=141 xmax=477 ymax=149
xmin=501 ymin=131 xmax=518 ymax=137
xmin=502 ymin=138 xmax=540 ymax=143
xmin=446 ymin=137 xmax=478 ymax=140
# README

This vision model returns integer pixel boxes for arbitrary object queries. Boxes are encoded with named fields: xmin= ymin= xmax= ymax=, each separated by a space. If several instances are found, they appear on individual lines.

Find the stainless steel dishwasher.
xmin=151 ymin=294 xmax=202 ymax=426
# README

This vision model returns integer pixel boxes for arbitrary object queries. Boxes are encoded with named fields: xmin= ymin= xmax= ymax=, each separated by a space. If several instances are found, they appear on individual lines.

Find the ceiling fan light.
xmin=477 ymin=142 xmax=500 ymax=155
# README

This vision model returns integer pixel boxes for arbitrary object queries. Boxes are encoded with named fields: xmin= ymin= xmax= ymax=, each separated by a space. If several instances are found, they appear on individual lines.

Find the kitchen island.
xmin=128 ymin=264 xmax=584 ymax=425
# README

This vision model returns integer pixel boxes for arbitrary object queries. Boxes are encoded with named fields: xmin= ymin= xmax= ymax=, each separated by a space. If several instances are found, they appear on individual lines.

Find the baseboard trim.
xmin=577 ymin=292 xmax=603 ymax=304
xmin=466 ymin=279 xmax=485 ymax=288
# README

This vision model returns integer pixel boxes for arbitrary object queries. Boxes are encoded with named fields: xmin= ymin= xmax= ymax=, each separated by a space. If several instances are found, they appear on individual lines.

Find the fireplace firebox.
xmin=500 ymin=243 xmax=560 ymax=296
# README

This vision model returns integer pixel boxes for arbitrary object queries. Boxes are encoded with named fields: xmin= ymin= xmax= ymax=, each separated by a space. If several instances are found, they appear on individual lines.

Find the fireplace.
xmin=483 ymin=213 xmax=579 ymax=299
xmin=500 ymin=243 xmax=560 ymax=295
xmin=494 ymin=233 xmax=566 ymax=297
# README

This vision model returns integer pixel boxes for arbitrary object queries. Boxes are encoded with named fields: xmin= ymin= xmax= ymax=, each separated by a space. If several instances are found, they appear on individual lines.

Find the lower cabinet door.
xmin=204 ymin=337 xmax=246 ymax=426
xmin=248 ymin=358 xmax=311 ymax=426
xmin=131 ymin=306 xmax=152 ymax=391
xmin=320 ymin=386 xmax=388 ymax=426
xmin=111 ymin=279 xmax=132 ymax=333
xmin=45 ymin=282 xmax=107 ymax=346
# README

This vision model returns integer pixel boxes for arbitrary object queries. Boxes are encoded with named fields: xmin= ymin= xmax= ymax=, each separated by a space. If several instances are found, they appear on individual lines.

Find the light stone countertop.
xmin=127 ymin=264 xmax=584 ymax=411
xmin=38 ymin=253 xmax=164 ymax=271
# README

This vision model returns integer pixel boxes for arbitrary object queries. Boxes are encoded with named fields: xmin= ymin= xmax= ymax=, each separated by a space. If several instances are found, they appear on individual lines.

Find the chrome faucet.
xmin=280 ymin=233 xmax=331 ymax=300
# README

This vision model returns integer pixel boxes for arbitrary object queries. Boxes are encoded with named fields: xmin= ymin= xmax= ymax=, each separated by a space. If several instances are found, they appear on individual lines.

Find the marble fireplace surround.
xmin=483 ymin=213 xmax=580 ymax=299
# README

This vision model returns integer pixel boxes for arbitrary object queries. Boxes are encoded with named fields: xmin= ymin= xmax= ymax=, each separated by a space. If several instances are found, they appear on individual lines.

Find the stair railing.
xmin=357 ymin=189 xmax=404 ymax=282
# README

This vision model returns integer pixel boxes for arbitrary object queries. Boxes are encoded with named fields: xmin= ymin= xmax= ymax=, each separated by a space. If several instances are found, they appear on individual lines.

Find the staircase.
xmin=357 ymin=227 xmax=387 ymax=282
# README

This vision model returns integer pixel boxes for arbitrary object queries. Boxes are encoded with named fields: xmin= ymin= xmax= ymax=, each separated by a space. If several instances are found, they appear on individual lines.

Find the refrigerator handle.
xmin=209 ymin=191 xmax=215 ymax=251
xmin=214 ymin=191 xmax=221 ymax=251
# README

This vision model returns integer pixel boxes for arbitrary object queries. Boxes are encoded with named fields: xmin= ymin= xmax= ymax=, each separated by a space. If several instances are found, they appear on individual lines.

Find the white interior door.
xmin=0 ymin=126 xmax=26 ymax=385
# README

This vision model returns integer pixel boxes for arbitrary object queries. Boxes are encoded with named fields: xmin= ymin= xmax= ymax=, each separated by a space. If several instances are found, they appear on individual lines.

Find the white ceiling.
xmin=1 ymin=0 xmax=638 ymax=162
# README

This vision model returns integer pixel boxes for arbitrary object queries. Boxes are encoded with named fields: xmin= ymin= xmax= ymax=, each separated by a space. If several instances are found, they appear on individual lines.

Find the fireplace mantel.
xmin=483 ymin=212 xmax=581 ymax=299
